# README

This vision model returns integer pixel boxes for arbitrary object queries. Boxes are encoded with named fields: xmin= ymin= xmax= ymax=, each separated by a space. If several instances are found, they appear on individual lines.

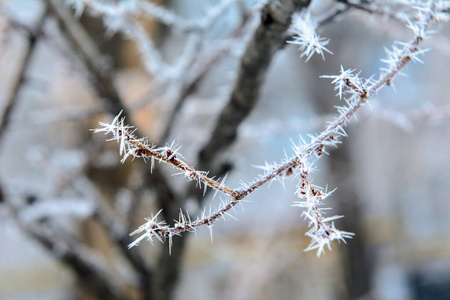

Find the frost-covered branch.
xmin=293 ymin=157 xmax=354 ymax=256
xmin=94 ymin=113 xmax=240 ymax=200
xmin=94 ymin=1 xmax=440 ymax=257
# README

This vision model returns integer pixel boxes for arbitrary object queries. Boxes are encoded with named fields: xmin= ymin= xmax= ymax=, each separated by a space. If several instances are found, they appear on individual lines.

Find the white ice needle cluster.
xmin=128 ymin=209 xmax=169 ymax=249
xmin=288 ymin=12 xmax=332 ymax=62
xmin=321 ymin=66 xmax=367 ymax=100
xmin=293 ymin=158 xmax=354 ymax=257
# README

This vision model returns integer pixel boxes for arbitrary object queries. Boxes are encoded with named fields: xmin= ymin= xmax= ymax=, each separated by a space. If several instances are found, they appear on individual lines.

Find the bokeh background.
xmin=1 ymin=0 xmax=450 ymax=299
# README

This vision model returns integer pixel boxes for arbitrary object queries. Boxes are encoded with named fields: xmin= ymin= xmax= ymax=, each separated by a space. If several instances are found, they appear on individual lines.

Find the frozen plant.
xmin=1 ymin=0 xmax=449 ymax=299
xmin=94 ymin=0 xmax=438 ymax=255
xmin=90 ymin=0 xmax=442 ymax=259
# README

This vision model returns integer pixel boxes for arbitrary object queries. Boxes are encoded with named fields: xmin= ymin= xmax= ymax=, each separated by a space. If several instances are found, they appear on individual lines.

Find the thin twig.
xmin=45 ymin=0 xmax=126 ymax=116
xmin=159 ymin=8 xmax=256 ymax=142
xmin=0 ymin=8 xmax=47 ymax=144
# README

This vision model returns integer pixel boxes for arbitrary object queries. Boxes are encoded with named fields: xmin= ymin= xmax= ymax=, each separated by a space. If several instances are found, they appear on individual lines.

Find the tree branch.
xmin=198 ymin=0 xmax=312 ymax=174
xmin=0 ymin=8 xmax=48 ymax=145
xmin=4 ymin=198 xmax=133 ymax=300
xmin=96 ymin=3 xmax=435 ymax=255
xmin=45 ymin=0 xmax=125 ymax=116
